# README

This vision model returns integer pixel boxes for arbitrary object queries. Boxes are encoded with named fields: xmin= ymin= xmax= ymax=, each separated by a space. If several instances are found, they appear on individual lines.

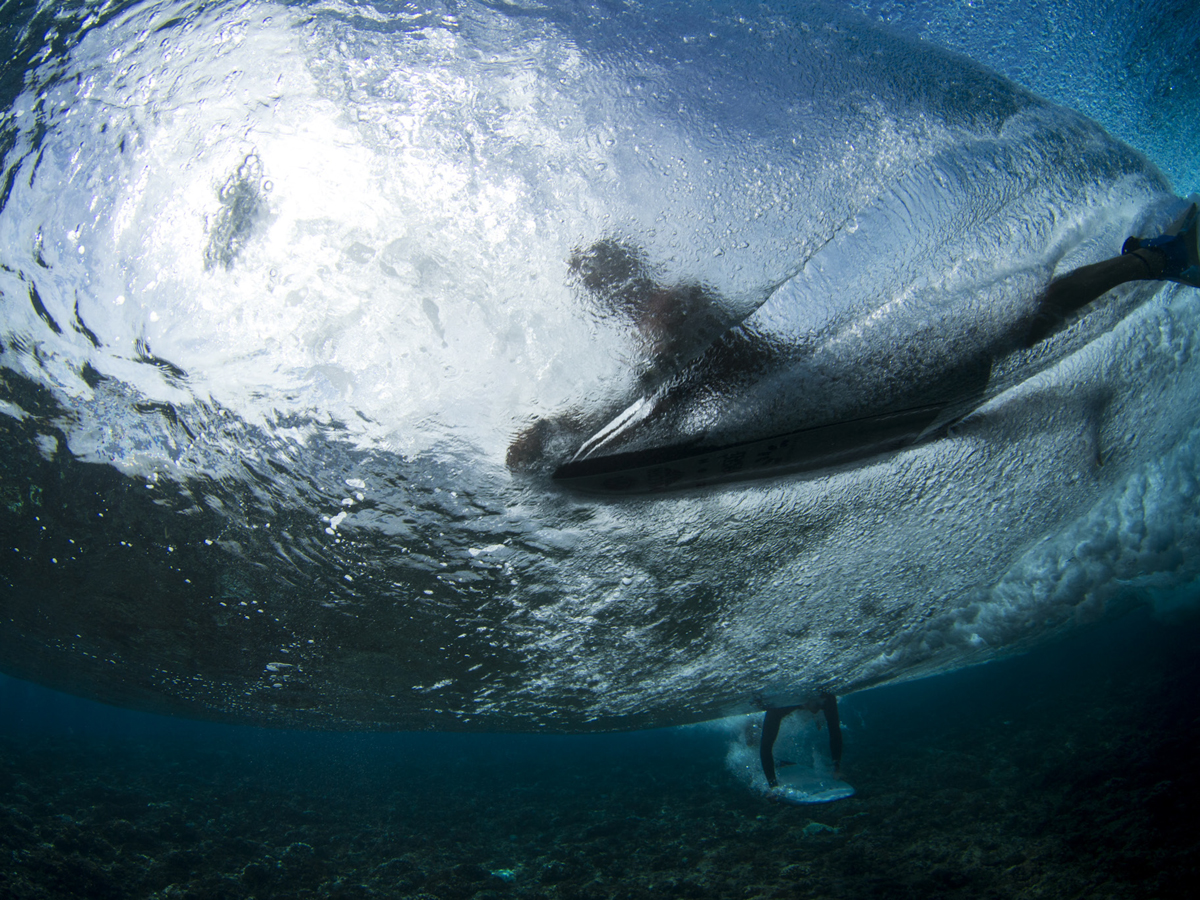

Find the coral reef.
xmin=0 ymin=610 xmax=1195 ymax=899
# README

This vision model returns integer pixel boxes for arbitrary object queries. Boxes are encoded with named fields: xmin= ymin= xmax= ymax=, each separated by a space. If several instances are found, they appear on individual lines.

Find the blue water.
xmin=862 ymin=0 xmax=1200 ymax=197
xmin=2 ymin=606 xmax=1197 ymax=897
xmin=3 ymin=0 xmax=1200 ymax=895
xmin=1 ymin=599 xmax=1190 ymax=751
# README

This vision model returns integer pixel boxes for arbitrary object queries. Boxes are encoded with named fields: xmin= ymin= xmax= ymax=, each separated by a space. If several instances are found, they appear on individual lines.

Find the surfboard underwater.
xmin=772 ymin=772 xmax=856 ymax=806
xmin=0 ymin=0 xmax=1198 ymax=733
xmin=552 ymin=200 xmax=1200 ymax=494
xmin=723 ymin=713 xmax=856 ymax=804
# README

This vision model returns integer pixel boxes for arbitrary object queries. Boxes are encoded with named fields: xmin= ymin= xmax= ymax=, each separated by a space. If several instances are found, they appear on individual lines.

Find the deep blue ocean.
xmin=2 ymin=0 xmax=1199 ymax=897
xmin=3 ymin=607 xmax=1198 ymax=897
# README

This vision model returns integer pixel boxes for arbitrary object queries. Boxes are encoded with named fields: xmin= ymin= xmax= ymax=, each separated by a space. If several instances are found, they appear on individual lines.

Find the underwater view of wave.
xmin=0 ymin=0 xmax=1199 ymax=895
xmin=1 ymin=610 xmax=1197 ymax=898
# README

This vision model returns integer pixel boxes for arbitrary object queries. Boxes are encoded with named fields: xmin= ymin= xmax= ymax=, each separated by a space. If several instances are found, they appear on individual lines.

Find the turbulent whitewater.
xmin=0 ymin=0 xmax=1197 ymax=730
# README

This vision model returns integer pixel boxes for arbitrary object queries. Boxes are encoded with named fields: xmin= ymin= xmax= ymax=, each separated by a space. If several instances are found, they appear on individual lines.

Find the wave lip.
xmin=0 ymin=0 xmax=1195 ymax=731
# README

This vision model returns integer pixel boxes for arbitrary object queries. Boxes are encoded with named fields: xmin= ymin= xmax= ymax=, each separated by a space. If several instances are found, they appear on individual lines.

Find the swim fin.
xmin=1025 ymin=199 xmax=1200 ymax=346
xmin=1123 ymin=201 xmax=1200 ymax=288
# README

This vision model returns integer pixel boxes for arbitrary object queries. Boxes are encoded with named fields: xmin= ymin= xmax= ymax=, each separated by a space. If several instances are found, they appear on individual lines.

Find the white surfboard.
xmin=770 ymin=766 xmax=856 ymax=805
xmin=723 ymin=714 xmax=855 ymax=804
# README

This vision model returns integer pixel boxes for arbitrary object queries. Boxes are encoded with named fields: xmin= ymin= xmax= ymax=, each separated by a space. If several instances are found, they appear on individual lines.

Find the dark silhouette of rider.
xmin=759 ymin=694 xmax=843 ymax=788
xmin=511 ymin=201 xmax=1199 ymax=485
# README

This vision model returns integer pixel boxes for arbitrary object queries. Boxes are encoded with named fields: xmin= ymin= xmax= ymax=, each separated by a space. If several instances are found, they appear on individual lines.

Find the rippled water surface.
xmin=2 ymin=0 xmax=1198 ymax=732
xmin=2 ymin=0 xmax=1199 ymax=895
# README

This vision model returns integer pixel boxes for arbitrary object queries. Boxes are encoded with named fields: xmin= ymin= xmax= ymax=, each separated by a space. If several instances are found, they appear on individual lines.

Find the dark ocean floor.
xmin=1 ymin=607 xmax=1198 ymax=900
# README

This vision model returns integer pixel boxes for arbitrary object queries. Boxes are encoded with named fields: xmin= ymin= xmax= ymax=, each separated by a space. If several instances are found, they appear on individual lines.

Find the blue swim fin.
xmin=1123 ymin=201 xmax=1200 ymax=288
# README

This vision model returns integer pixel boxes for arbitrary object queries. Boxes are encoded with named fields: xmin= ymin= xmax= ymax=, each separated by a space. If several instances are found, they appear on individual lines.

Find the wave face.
xmin=0 ymin=0 xmax=1196 ymax=730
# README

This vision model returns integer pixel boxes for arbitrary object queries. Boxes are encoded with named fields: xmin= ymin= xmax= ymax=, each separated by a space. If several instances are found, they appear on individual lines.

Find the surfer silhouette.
xmin=505 ymin=239 xmax=745 ymax=473
xmin=512 ymin=199 xmax=1199 ymax=491
xmin=759 ymin=695 xmax=843 ymax=788
xmin=564 ymin=238 xmax=735 ymax=368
